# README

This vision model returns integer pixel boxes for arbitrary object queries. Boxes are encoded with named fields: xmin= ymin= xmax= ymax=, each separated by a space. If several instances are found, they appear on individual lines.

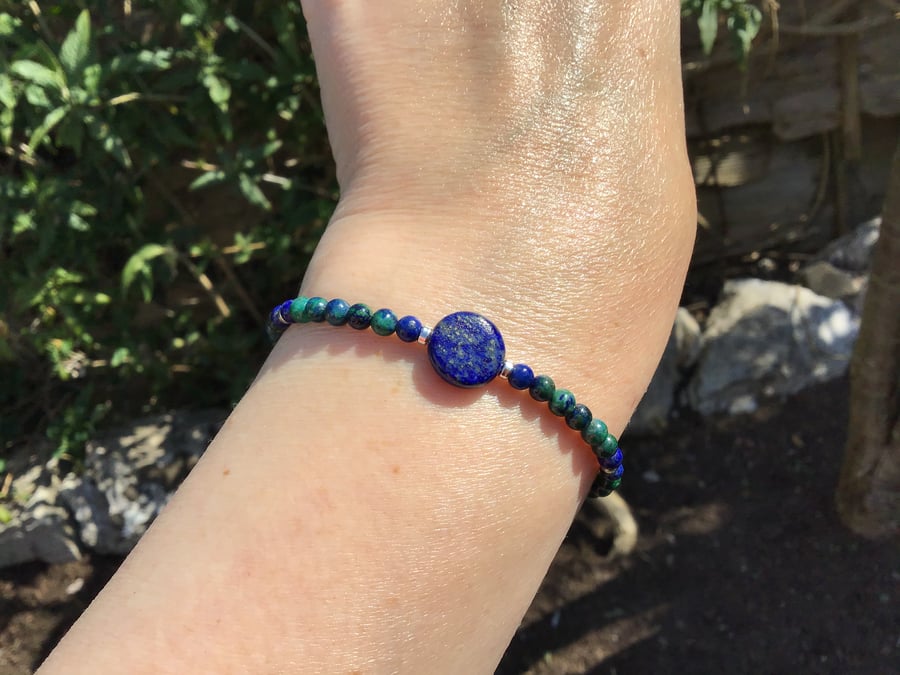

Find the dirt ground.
xmin=2 ymin=377 xmax=898 ymax=674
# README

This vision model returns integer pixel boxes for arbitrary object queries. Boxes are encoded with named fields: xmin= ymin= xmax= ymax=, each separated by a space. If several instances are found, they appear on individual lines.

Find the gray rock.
xmin=813 ymin=217 xmax=881 ymax=273
xmin=629 ymin=309 xmax=702 ymax=434
xmin=687 ymin=279 xmax=859 ymax=416
xmin=797 ymin=218 xmax=880 ymax=309
xmin=0 ymin=463 xmax=81 ymax=568
xmin=58 ymin=410 xmax=224 ymax=555
xmin=797 ymin=260 xmax=867 ymax=303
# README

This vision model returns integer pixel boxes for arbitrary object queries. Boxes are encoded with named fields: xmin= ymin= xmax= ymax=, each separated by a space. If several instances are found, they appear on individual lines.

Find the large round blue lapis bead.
xmin=427 ymin=312 xmax=506 ymax=388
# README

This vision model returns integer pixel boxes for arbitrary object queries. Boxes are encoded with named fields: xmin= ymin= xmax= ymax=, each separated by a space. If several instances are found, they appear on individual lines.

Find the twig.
xmin=0 ymin=472 xmax=13 ymax=500
xmin=213 ymin=257 xmax=263 ymax=323
xmin=179 ymin=159 xmax=292 ymax=187
xmin=176 ymin=250 xmax=232 ymax=319
xmin=2 ymin=145 xmax=40 ymax=167
xmin=231 ymin=17 xmax=279 ymax=62
xmin=779 ymin=14 xmax=896 ymax=36
xmin=106 ymin=92 xmax=187 ymax=106
xmin=27 ymin=0 xmax=54 ymax=44
xmin=807 ymin=0 xmax=857 ymax=26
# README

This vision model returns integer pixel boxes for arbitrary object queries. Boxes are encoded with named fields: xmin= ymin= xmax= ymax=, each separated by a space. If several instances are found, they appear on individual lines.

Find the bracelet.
xmin=267 ymin=296 xmax=624 ymax=498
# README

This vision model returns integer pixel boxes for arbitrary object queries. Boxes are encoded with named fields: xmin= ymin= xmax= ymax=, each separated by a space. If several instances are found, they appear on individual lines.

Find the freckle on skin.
xmin=392 ymin=465 xmax=401 ymax=475
xmin=223 ymin=468 xmax=231 ymax=476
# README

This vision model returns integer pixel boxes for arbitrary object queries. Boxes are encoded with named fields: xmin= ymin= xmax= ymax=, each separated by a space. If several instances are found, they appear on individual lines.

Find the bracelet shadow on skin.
xmin=259 ymin=322 xmax=638 ymax=557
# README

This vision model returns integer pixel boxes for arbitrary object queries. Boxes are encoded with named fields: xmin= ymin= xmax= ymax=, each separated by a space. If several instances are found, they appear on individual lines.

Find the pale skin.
xmin=40 ymin=2 xmax=695 ymax=673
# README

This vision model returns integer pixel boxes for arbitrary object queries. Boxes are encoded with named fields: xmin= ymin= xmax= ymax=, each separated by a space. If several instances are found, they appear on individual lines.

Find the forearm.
xmin=39 ymin=2 xmax=695 ymax=672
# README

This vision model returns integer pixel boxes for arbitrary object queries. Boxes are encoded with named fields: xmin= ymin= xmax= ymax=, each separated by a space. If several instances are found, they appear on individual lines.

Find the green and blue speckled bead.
xmin=529 ymin=375 xmax=555 ymax=402
xmin=581 ymin=418 xmax=609 ymax=447
xmin=371 ymin=308 xmax=398 ymax=336
xmin=548 ymin=389 xmax=576 ymax=417
xmin=565 ymin=404 xmax=593 ymax=431
xmin=305 ymin=296 xmax=328 ymax=322
xmin=289 ymin=296 xmax=309 ymax=323
xmin=347 ymin=303 xmax=372 ymax=330
xmin=325 ymin=298 xmax=351 ymax=325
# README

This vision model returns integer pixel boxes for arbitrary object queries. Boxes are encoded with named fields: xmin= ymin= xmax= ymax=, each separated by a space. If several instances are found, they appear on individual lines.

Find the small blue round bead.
xmin=507 ymin=364 xmax=535 ymax=390
xmin=565 ymin=404 xmax=593 ymax=431
xmin=278 ymin=300 xmax=293 ymax=323
xmin=306 ymin=296 xmax=328 ymax=322
xmin=269 ymin=306 xmax=288 ymax=329
xmin=325 ymin=298 xmax=350 ymax=326
xmin=598 ymin=447 xmax=623 ymax=471
xmin=395 ymin=315 xmax=423 ymax=342
xmin=606 ymin=463 xmax=625 ymax=480
xmin=347 ymin=303 xmax=372 ymax=330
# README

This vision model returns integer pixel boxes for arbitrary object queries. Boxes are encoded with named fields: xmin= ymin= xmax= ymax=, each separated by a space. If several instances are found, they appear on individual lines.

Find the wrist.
xmin=297 ymin=191 xmax=695 ymax=437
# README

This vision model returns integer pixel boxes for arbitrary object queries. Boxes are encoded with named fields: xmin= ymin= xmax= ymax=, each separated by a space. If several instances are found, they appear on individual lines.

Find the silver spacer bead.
xmin=499 ymin=360 xmax=514 ymax=380
xmin=417 ymin=325 xmax=433 ymax=345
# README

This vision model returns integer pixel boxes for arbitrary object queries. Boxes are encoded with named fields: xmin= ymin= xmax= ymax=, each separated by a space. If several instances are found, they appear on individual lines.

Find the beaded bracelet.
xmin=267 ymin=296 xmax=624 ymax=498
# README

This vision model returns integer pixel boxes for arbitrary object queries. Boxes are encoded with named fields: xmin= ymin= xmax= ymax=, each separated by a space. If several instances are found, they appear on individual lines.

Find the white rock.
xmin=687 ymin=279 xmax=858 ymax=416
xmin=57 ymin=410 xmax=223 ymax=555
xmin=0 ymin=464 xmax=81 ymax=568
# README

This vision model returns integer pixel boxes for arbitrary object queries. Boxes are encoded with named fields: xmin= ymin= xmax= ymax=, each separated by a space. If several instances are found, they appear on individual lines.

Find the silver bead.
xmin=417 ymin=326 xmax=433 ymax=345
xmin=499 ymin=360 xmax=514 ymax=379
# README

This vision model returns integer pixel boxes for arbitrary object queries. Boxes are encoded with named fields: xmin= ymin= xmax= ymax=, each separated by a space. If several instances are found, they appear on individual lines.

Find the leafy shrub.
xmin=682 ymin=0 xmax=763 ymax=63
xmin=0 ymin=1 xmax=334 ymax=461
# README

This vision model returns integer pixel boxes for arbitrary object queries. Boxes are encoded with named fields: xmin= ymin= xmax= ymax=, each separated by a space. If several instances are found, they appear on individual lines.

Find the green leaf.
xmin=727 ymin=3 xmax=762 ymax=65
xmin=202 ymin=71 xmax=231 ymax=113
xmin=24 ymin=84 xmax=52 ymax=108
xmin=84 ymin=115 xmax=132 ymax=168
xmin=189 ymin=170 xmax=226 ymax=190
xmin=68 ymin=212 xmax=90 ymax=232
xmin=56 ymin=114 xmax=85 ymax=153
xmin=0 ymin=74 xmax=15 ymax=145
xmin=10 ymin=60 xmax=63 ymax=91
xmin=0 ymin=74 xmax=15 ymax=108
xmin=60 ymin=10 xmax=92 ymax=76
xmin=29 ymin=106 xmax=68 ymax=150
xmin=0 ymin=12 xmax=22 ymax=37
xmin=698 ymin=0 xmax=719 ymax=55
xmin=0 ymin=505 xmax=12 ymax=525
xmin=238 ymin=173 xmax=271 ymax=210
xmin=122 ymin=243 xmax=172 ymax=300
xmin=81 ymin=64 xmax=102 ymax=98
xmin=110 ymin=347 xmax=130 ymax=368
xmin=0 ymin=107 xmax=12 ymax=146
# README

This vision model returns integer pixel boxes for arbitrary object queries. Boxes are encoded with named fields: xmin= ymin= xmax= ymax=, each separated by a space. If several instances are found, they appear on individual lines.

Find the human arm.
xmin=40 ymin=1 xmax=695 ymax=672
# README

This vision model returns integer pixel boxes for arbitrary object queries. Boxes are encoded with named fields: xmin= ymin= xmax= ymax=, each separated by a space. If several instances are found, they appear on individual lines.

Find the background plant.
xmin=681 ymin=0 xmax=763 ymax=62
xmin=0 ymin=1 xmax=334 ymax=464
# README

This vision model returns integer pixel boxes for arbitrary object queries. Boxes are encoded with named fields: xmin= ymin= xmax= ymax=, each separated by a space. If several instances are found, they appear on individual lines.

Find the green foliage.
xmin=682 ymin=0 xmax=763 ymax=65
xmin=1 ymin=2 xmax=335 ymax=459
